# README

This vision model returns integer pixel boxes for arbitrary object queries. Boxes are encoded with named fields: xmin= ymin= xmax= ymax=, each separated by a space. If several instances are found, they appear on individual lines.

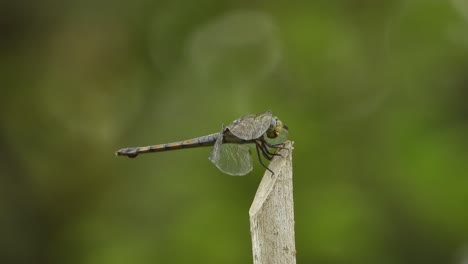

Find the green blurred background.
xmin=2 ymin=0 xmax=468 ymax=263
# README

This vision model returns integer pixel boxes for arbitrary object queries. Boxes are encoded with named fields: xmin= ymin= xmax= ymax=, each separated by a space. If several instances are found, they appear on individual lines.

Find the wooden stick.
xmin=249 ymin=141 xmax=296 ymax=264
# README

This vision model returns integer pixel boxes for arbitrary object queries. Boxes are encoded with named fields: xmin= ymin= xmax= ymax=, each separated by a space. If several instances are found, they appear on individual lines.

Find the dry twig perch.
xmin=249 ymin=141 xmax=296 ymax=264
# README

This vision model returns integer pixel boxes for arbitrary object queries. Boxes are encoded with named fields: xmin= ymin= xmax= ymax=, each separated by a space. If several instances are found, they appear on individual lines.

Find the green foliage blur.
xmin=1 ymin=0 xmax=468 ymax=263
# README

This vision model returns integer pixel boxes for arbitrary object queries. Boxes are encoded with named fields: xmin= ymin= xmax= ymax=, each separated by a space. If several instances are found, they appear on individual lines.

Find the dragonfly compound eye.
xmin=266 ymin=117 xmax=281 ymax=138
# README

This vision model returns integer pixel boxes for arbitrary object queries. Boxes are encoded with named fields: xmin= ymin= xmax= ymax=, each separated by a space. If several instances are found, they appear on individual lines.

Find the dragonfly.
xmin=115 ymin=110 xmax=288 ymax=175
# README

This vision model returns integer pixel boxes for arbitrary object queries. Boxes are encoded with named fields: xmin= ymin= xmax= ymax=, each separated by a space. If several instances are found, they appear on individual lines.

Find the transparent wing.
xmin=209 ymin=136 xmax=252 ymax=176
xmin=227 ymin=111 xmax=272 ymax=140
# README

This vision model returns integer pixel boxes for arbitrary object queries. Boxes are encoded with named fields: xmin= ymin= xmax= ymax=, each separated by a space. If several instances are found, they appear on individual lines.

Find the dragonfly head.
xmin=266 ymin=116 xmax=287 ymax=139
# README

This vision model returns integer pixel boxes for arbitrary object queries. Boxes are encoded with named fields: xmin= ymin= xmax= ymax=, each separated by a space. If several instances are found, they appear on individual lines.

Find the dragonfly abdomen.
xmin=115 ymin=133 xmax=220 ymax=158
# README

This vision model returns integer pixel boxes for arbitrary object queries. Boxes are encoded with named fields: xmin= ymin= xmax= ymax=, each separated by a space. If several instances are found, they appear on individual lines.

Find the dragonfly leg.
xmin=256 ymin=140 xmax=274 ymax=160
xmin=259 ymin=138 xmax=284 ymax=158
xmin=262 ymin=139 xmax=288 ymax=150
xmin=255 ymin=143 xmax=274 ymax=175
